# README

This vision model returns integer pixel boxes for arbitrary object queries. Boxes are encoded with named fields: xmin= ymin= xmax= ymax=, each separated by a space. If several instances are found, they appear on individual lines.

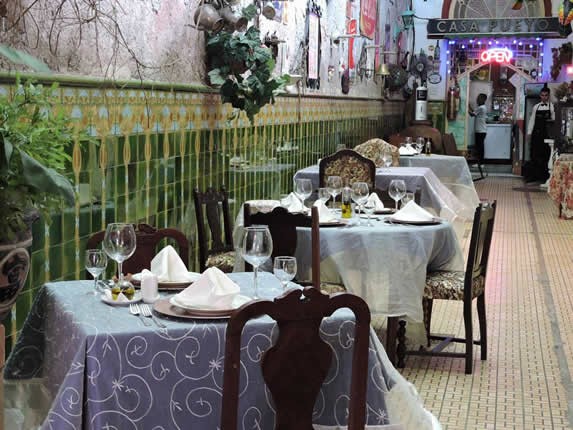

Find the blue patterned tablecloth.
xmin=4 ymin=273 xmax=440 ymax=429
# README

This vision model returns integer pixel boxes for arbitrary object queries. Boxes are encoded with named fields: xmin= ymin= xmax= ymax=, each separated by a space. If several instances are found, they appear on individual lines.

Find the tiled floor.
xmin=397 ymin=176 xmax=573 ymax=430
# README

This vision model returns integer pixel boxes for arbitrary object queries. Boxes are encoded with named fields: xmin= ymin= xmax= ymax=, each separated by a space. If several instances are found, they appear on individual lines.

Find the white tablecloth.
xmin=399 ymin=154 xmax=480 ymax=215
xmin=294 ymin=216 xmax=464 ymax=322
xmin=293 ymin=165 xmax=473 ymax=221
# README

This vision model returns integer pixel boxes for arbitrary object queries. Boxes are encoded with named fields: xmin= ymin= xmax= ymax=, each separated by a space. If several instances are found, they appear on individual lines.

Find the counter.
xmin=484 ymin=123 xmax=512 ymax=160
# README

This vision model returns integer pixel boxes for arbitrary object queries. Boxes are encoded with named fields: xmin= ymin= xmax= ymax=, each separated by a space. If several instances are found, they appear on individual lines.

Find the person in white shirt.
xmin=525 ymin=85 xmax=555 ymax=182
xmin=469 ymin=93 xmax=488 ymax=163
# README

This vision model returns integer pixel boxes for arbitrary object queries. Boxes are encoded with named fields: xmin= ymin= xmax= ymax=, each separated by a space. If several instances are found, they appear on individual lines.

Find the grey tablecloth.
xmin=294 ymin=217 xmax=463 ymax=323
xmin=398 ymin=155 xmax=480 ymax=215
xmin=5 ymin=273 xmax=439 ymax=429
xmin=293 ymin=165 xmax=473 ymax=221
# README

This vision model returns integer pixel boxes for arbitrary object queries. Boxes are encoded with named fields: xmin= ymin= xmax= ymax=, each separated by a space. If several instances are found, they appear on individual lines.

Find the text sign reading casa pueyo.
xmin=427 ymin=17 xmax=561 ymax=38
xmin=480 ymin=48 xmax=513 ymax=64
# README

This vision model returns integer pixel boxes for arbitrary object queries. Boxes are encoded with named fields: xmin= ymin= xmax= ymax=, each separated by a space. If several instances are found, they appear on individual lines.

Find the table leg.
xmin=397 ymin=320 xmax=407 ymax=368
xmin=386 ymin=317 xmax=397 ymax=366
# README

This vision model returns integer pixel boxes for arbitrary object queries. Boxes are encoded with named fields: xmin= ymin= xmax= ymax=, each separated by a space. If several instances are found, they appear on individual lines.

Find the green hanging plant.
xmin=206 ymin=25 xmax=289 ymax=124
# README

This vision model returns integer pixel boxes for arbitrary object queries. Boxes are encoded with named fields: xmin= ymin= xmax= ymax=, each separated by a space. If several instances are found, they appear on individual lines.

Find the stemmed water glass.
xmin=362 ymin=200 xmax=376 ymax=227
xmin=85 ymin=249 xmax=108 ymax=295
xmin=317 ymin=187 xmax=330 ymax=205
xmin=102 ymin=223 xmax=137 ymax=293
xmin=242 ymin=226 xmax=273 ymax=299
xmin=326 ymin=176 xmax=342 ymax=209
xmin=415 ymin=137 xmax=425 ymax=154
xmin=381 ymin=149 xmax=392 ymax=171
xmin=294 ymin=178 xmax=312 ymax=211
xmin=388 ymin=180 xmax=407 ymax=211
xmin=351 ymin=182 xmax=369 ymax=225
xmin=273 ymin=256 xmax=297 ymax=291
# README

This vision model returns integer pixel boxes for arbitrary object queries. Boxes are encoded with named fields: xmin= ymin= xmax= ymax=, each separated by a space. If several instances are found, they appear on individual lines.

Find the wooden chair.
xmin=193 ymin=186 xmax=235 ymax=273
xmin=85 ymin=223 xmax=189 ymax=277
xmin=408 ymin=201 xmax=497 ymax=374
xmin=244 ymin=204 xmax=345 ymax=294
xmin=220 ymin=287 xmax=371 ymax=430
xmin=401 ymin=125 xmax=444 ymax=154
xmin=318 ymin=149 xmax=376 ymax=189
xmin=243 ymin=204 xmax=320 ymax=289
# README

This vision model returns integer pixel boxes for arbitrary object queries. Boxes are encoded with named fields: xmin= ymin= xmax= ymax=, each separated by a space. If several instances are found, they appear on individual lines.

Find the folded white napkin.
xmin=280 ymin=192 xmax=306 ymax=213
xmin=174 ymin=267 xmax=248 ymax=309
xmin=366 ymin=193 xmax=385 ymax=211
xmin=391 ymin=201 xmax=435 ymax=222
xmin=399 ymin=144 xmax=418 ymax=155
xmin=150 ymin=245 xmax=195 ymax=282
xmin=312 ymin=199 xmax=338 ymax=222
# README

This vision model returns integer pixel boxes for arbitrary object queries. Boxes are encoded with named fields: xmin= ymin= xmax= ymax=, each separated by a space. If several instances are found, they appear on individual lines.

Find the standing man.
xmin=469 ymin=93 xmax=488 ymax=164
xmin=526 ymin=85 xmax=555 ymax=182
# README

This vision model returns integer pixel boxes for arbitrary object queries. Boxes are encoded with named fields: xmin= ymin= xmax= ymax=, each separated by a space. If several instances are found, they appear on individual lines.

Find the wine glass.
xmin=102 ymin=223 xmax=137 ymax=295
xmin=415 ymin=137 xmax=425 ymax=154
xmin=351 ymin=182 xmax=369 ymax=225
xmin=294 ymin=178 xmax=312 ymax=211
xmin=326 ymin=176 xmax=342 ymax=209
xmin=85 ymin=249 xmax=108 ymax=295
xmin=362 ymin=200 xmax=376 ymax=227
xmin=242 ymin=226 xmax=273 ymax=299
xmin=273 ymin=256 xmax=297 ymax=291
xmin=381 ymin=149 xmax=392 ymax=171
xmin=317 ymin=187 xmax=330 ymax=205
xmin=401 ymin=191 xmax=415 ymax=208
xmin=388 ymin=180 xmax=407 ymax=211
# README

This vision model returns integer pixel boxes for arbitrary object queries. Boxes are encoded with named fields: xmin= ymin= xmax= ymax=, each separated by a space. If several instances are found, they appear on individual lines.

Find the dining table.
xmin=4 ymin=272 xmax=440 ymax=430
xmin=398 ymin=154 xmax=480 ymax=214
xmin=293 ymin=165 xmax=474 ymax=221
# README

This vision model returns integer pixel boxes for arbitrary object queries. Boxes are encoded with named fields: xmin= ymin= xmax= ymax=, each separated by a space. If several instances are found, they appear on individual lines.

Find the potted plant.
xmin=0 ymin=78 xmax=78 ymax=320
xmin=206 ymin=25 xmax=289 ymax=124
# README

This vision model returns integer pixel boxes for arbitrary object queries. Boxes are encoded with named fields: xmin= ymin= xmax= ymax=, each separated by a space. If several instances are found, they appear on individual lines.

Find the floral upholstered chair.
xmin=318 ymin=149 xmax=376 ymax=189
xmin=354 ymin=138 xmax=400 ymax=167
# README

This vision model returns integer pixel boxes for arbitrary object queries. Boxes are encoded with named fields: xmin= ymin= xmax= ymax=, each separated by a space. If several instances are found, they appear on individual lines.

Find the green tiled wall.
xmin=2 ymin=77 xmax=404 ymax=353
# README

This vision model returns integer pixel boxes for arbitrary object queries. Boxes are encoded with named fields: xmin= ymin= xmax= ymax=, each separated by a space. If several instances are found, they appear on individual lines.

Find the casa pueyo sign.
xmin=427 ymin=17 xmax=562 ymax=38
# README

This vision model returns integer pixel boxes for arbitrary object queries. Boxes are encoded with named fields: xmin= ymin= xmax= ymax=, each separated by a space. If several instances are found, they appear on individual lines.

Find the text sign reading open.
xmin=480 ymin=48 xmax=513 ymax=64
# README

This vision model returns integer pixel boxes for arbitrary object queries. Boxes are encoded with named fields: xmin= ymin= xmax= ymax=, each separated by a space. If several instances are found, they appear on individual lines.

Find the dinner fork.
xmin=129 ymin=303 xmax=151 ymax=326
xmin=140 ymin=304 xmax=166 ymax=328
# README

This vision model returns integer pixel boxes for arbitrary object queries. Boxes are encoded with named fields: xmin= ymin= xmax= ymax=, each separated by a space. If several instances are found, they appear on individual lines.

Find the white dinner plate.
xmin=169 ymin=294 xmax=250 ymax=312
xmin=101 ymin=292 xmax=142 ymax=306
xmin=131 ymin=272 xmax=201 ymax=283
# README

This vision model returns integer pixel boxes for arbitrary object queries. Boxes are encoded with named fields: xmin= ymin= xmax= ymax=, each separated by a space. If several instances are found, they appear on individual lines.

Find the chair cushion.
xmin=424 ymin=270 xmax=485 ymax=301
xmin=319 ymin=282 xmax=346 ymax=294
xmin=206 ymin=251 xmax=236 ymax=273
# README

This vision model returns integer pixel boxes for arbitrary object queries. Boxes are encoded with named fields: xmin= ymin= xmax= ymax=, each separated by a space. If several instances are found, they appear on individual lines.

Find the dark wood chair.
xmin=85 ymin=223 xmax=189 ymax=277
xmin=243 ymin=204 xmax=320 ymax=289
xmin=407 ymin=200 xmax=497 ymax=374
xmin=220 ymin=287 xmax=371 ymax=430
xmin=243 ymin=204 xmax=345 ymax=294
xmin=318 ymin=149 xmax=376 ymax=189
xmin=401 ymin=125 xmax=444 ymax=154
xmin=193 ymin=186 xmax=235 ymax=273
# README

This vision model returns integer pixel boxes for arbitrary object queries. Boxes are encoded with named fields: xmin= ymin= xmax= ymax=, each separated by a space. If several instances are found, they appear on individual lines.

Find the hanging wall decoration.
xmin=306 ymin=1 xmax=322 ymax=89
xmin=360 ymin=0 xmax=377 ymax=40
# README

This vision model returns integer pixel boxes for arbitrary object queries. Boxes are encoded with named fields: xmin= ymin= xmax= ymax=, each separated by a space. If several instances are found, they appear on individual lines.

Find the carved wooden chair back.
xmin=220 ymin=287 xmax=371 ymax=430
xmin=193 ymin=186 xmax=235 ymax=273
xmin=85 ymin=223 xmax=189 ymax=277
xmin=243 ymin=204 xmax=320 ymax=289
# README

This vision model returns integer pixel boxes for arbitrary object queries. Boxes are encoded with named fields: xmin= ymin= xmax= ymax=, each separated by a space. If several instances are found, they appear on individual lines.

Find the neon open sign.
xmin=480 ymin=48 xmax=513 ymax=63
